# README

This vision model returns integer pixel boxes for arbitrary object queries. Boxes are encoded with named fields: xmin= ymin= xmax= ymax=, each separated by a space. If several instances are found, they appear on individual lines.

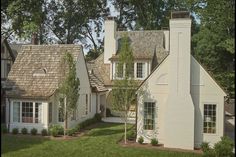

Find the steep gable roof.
xmin=6 ymin=44 xmax=82 ymax=99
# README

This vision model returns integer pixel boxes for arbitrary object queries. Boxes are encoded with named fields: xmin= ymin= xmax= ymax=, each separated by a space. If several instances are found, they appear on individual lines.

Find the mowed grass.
xmin=1 ymin=123 xmax=202 ymax=157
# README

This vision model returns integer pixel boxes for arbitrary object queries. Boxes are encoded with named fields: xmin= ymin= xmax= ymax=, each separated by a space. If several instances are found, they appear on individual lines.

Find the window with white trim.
xmin=13 ymin=102 xmax=20 ymax=122
xmin=116 ymin=62 xmax=124 ymax=78
xmin=136 ymin=63 xmax=145 ymax=78
xmin=85 ymin=94 xmax=88 ymax=115
xmin=13 ymin=101 xmax=42 ymax=123
xmin=203 ymin=104 xmax=216 ymax=134
xmin=49 ymin=102 xmax=52 ymax=123
xmin=22 ymin=102 xmax=33 ymax=123
xmin=35 ymin=102 xmax=42 ymax=123
xmin=144 ymin=102 xmax=155 ymax=130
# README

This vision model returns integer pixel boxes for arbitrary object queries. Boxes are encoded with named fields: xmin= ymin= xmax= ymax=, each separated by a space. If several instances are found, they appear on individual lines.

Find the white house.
xmin=5 ymin=45 xmax=98 ymax=133
xmin=136 ymin=11 xmax=227 ymax=150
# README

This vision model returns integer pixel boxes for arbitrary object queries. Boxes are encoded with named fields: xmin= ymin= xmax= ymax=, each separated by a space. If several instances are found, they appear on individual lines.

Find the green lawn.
xmin=1 ymin=123 xmax=202 ymax=157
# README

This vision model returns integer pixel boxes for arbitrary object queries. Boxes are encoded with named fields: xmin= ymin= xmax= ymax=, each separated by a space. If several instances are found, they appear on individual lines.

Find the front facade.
xmin=5 ymin=45 xmax=96 ymax=133
xmin=136 ymin=12 xmax=227 ymax=150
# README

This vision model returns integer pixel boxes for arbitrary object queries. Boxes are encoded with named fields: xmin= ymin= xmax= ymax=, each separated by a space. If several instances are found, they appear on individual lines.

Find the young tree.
xmin=58 ymin=52 xmax=80 ymax=138
xmin=111 ymin=34 xmax=138 ymax=144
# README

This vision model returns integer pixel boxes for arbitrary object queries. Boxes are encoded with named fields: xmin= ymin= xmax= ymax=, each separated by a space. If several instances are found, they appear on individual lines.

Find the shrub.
xmin=201 ymin=142 xmax=210 ymax=152
xmin=31 ymin=128 xmax=37 ymax=135
xmin=41 ymin=129 xmax=48 ymax=136
xmin=12 ymin=128 xmax=18 ymax=134
xmin=151 ymin=138 xmax=158 ymax=146
xmin=21 ymin=128 xmax=28 ymax=134
xmin=94 ymin=113 xmax=102 ymax=121
xmin=138 ymin=136 xmax=144 ymax=144
xmin=201 ymin=136 xmax=234 ymax=157
xmin=75 ymin=125 xmax=80 ymax=132
xmin=127 ymin=129 xmax=136 ymax=140
xmin=1 ymin=124 xmax=7 ymax=134
xmin=49 ymin=124 xmax=64 ymax=137
xmin=66 ymin=128 xmax=76 ymax=136
xmin=214 ymin=136 xmax=234 ymax=157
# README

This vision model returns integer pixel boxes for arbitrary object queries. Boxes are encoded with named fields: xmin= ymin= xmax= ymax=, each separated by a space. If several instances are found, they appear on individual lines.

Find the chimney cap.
xmin=171 ymin=11 xmax=190 ymax=19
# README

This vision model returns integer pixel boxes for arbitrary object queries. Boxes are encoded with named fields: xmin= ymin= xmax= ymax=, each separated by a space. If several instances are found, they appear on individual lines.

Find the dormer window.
xmin=33 ymin=68 xmax=47 ymax=77
xmin=136 ymin=63 xmax=145 ymax=78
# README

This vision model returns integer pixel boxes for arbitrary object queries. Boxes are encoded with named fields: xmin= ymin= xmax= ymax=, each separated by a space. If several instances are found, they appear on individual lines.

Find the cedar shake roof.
xmin=90 ymin=30 xmax=169 ymax=87
xmin=87 ymin=54 xmax=111 ymax=86
xmin=6 ymin=44 xmax=82 ymax=99
xmin=110 ymin=30 xmax=168 ymax=61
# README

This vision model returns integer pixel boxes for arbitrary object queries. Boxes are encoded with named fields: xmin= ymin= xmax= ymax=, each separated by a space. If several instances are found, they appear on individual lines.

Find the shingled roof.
xmin=110 ymin=30 xmax=168 ymax=61
xmin=6 ymin=45 xmax=82 ymax=99
xmin=90 ymin=30 xmax=169 ymax=87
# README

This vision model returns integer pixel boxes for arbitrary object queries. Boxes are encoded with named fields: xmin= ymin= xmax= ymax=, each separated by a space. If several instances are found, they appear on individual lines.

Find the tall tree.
xmin=111 ymin=34 xmax=138 ymax=144
xmin=5 ymin=0 xmax=47 ymax=43
xmin=58 ymin=52 xmax=80 ymax=137
xmin=191 ymin=0 xmax=235 ymax=97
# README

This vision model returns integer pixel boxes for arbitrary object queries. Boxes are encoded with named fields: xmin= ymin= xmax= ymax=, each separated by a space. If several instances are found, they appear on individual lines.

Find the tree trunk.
xmin=64 ymin=97 xmax=67 ymax=139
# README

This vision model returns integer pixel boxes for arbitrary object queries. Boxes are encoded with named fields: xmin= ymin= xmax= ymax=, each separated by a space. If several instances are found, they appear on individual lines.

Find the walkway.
xmin=102 ymin=117 xmax=135 ymax=124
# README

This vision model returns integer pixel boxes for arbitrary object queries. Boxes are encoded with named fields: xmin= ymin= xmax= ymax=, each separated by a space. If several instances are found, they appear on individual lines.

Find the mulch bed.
xmin=119 ymin=140 xmax=203 ymax=154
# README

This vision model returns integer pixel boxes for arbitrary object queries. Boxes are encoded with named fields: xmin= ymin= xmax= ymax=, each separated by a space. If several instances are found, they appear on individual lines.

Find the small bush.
xmin=1 ymin=124 xmax=7 ymax=133
xmin=127 ymin=129 xmax=136 ymax=140
xmin=75 ymin=125 xmax=80 ymax=132
xmin=49 ymin=124 xmax=64 ymax=137
xmin=201 ymin=142 xmax=210 ymax=152
xmin=201 ymin=136 xmax=234 ymax=157
xmin=214 ymin=136 xmax=234 ymax=157
xmin=12 ymin=128 xmax=18 ymax=134
xmin=77 ymin=115 xmax=99 ymax=130
xmin=21 ymin=128 xmax=28 ymax=134
xmin=66 ymin=128 xmax=76 ymax=136
xmin=94 ymin=113 xmax=102 ymax=121
xmin=151 ymin=138 xmax=158 ymax=146
xmin=138 ymin=136 xmax=144 ymax=144
xmin=41 ymin=129 xmax=48 ymax=136
xmin=31 ymin=128 xmax=37 ymax=135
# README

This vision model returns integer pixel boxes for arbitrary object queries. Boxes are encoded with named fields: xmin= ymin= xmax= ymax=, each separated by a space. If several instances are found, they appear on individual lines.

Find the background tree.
xmin=111 ymin=34 xmax=138 ymax=144
xmin=191 ymin=0 xmax=235 ymax=98
xmin=58 ymin=52 xmax=80 ymax=137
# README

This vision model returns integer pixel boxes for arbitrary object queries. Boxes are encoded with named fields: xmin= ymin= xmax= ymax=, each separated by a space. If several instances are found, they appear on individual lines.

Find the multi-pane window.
xmin=126 ymin=63 xmax=134 ymax=78
xmin=58 ymin=98 xmax=64 ymax=122
xmin=89 ymin=94 xmax=91 ymax=113
xmin=13 ymin=102 xmax=20 ymax=122
xmin=116 ymin=62 xmax=124 ymax=78
xmin=85 ymin=94 xmax=88 ymax=115
xmin=35 ymin=103 xmax=42 ymax=123
xmin=136 ymin=63 xmax=145 ymax=78
xmin=203 ymin=104 xmax=216 ymax=134
xmin=144 ymin=102 xmax=155 ymax=130
xmin=22 ymin=102 xmax=33 ymax=123
xmin=49 ymin=103 xmax=52 ymax=123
